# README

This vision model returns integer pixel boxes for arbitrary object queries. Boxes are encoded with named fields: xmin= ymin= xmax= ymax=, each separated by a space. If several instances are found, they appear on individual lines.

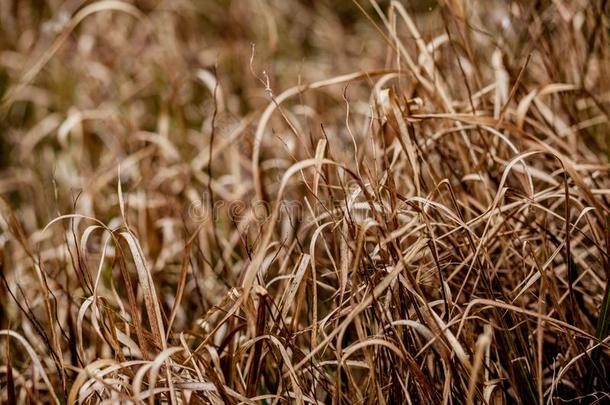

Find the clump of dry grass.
xmin=1 ymin=0 xmax=610 ymax=403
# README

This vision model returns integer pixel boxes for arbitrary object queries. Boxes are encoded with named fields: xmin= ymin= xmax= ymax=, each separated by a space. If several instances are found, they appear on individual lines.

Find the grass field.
xmin=1 ymin=0 xmax=610 ymax=403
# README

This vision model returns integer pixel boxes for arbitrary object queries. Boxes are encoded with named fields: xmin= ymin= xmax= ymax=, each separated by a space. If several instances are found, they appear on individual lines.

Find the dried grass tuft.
xmin=1 ymin=0 xmax=610 ymax=403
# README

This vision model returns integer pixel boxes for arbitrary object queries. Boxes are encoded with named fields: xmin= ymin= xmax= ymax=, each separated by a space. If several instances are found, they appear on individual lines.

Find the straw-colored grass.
xmin=1 ymin=0 xmax=609 ymax=403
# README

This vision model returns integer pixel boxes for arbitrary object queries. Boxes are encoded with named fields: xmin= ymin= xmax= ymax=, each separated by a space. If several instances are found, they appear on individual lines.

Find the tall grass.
xmin=1 ymin=0 xmax=609 ymax=403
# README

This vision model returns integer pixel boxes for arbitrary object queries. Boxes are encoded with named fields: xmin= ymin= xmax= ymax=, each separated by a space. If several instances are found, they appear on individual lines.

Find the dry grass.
xmin=1 ymin=0 xmax=610 ymax=403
